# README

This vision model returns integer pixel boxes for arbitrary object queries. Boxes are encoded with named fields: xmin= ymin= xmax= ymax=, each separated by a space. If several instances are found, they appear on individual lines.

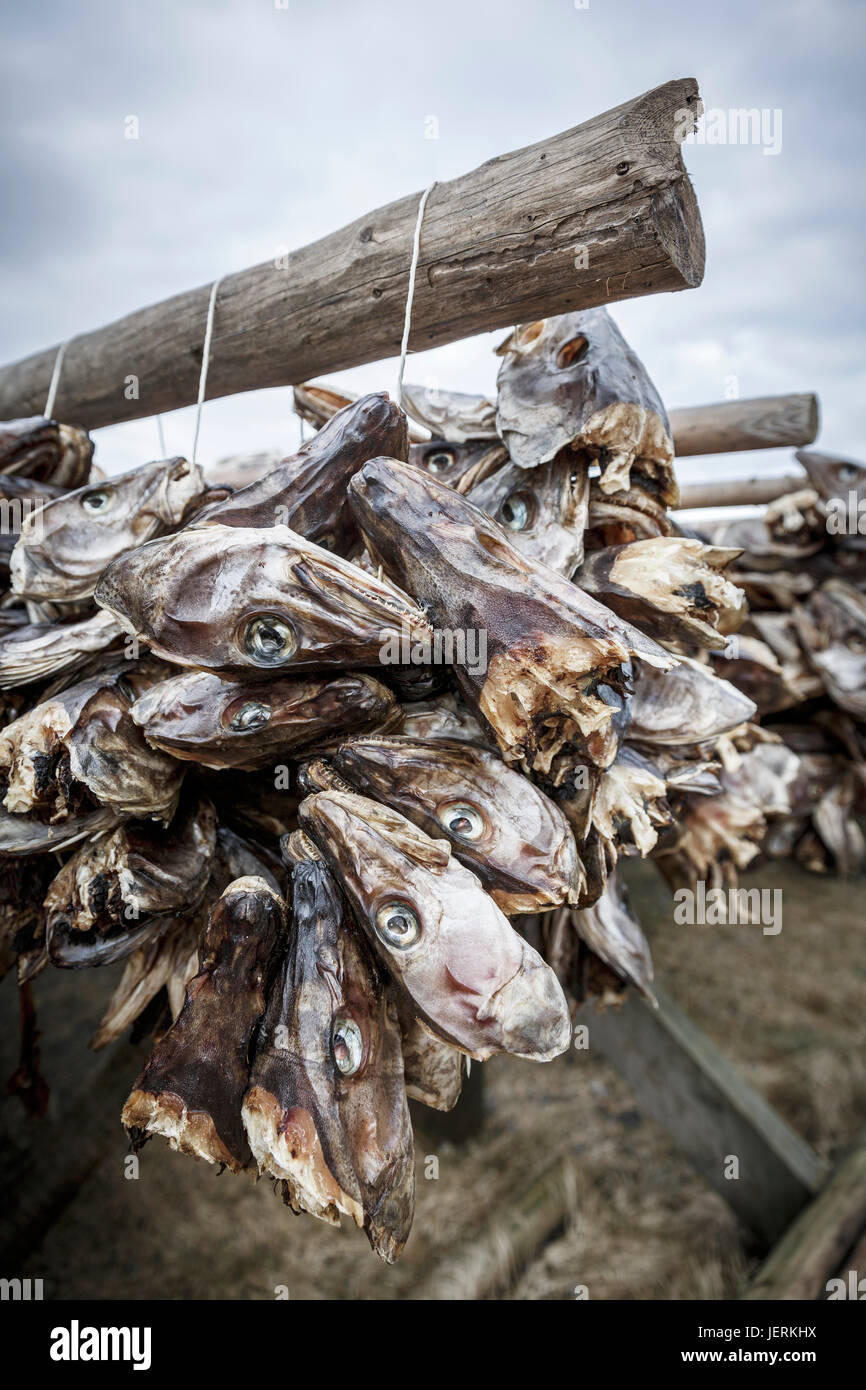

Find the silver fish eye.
xmin=846 ymin=632 xmax=866 ymax=653
xmin=241 ymin=614 xmax=297 ymax=666
xmin=839 ymin=465 xmax=858 ymax=483
xmin=332 ymin=1015 xmax=364 ymax=1076
xmin=499 ymin=491 xmax=533 ymax=531
xmin=81 ymin=489 xmax=112 ymax=514
xmin=375 ymin=902 xmax=421 ymax=949
xmin=426 ymin=449 xmax=455 ymax=474
xmin=439 ymin=801 xmax=485 ymax=841
xmin=229 ymin=699 xmax=271 ymax=732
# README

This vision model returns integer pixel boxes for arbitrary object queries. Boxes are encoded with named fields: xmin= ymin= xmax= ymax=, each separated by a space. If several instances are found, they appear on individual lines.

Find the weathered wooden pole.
xmin=669 ymin=393 xmax=819 ymax=457
xmin=675 ymin=472 xmax=807 ymax=509
xmin=0 ymin=79 xmax=705 ymax=430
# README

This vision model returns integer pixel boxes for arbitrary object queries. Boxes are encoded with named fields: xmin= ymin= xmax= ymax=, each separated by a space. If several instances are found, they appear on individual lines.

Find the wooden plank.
xmin=742 ymin=1126 xmax=866 ymax=1300
xmin=675 ymin=472 xmax=806 ymax=509
xmin=406 ymin=1156 xmax=577 ymax=1300
xmin=576 ymin=985 xmax=825 ymax=1246
xmin=0 ymin=79 xmax=705 ymax=431
xmin=669 ymin=393 xmax=819 ymax=457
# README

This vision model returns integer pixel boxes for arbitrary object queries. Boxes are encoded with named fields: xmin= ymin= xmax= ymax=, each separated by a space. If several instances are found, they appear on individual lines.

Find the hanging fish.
xmin=11 ymin=457 xmax=208 ymax=603
xmin=348 ymin=456 xmax=674 ymax=773
xmin=295 ymin=787 xmax=571 ymax=1062
xmin=333 ymin=733 xmax=584 ymax=912
xmin=568 ymin=872 xmax=655 ymax=1002
xmin=131 ymin=670 xmax=397 ymax=771
xmin=44 ymin=794 xmax=217 ymax=967
xmin=195 ymin=393 xmax=408 ymax=553
xmin=122 ymin=876 xmax=287 ymax=1173
xmin=243 ymin=855 xmax=415 ymax=1262
xmin=0 ymin=417 xmax=93 ymax=487
xmin=400 ymin=1012 xmax=464 ymax=1112
xmin=94 ymin=523 xmax=433 ymax=678
xmin=494 ymin=309 xmax=677 ymax=504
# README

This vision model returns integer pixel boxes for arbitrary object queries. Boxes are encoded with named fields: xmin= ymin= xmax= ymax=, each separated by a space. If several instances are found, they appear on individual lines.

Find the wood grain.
xmin=670 ymin=393 xmax=819 ymax=457
xmin=0 ymin=79 xmax=704 ymax=431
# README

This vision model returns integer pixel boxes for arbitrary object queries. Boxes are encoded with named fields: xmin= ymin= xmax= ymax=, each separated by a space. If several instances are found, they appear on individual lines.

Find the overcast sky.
xmin=2 ymin=0 xmax=864 ymax=505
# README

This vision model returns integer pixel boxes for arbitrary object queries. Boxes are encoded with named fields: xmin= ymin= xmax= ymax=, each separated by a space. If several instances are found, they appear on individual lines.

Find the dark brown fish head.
xmin=297 ymin=788 xmax=571 ymax=1061
xmin=131 ymin=669 xmax=396 ymax=770
xmin=334 ymin=734 xmax=584 ymax=913
xmin=494 ymin=309 xmax=677 ymax=502
xmin=11 ymin=457 xmax=206 ymax=602
xmin=408 ymin=438 xmax=508 ymax=493
xmin=0 ymin=417 xmax=93 ymax=487
xmin=243 ymin=857 xmax=414 ymax=1261
xmin=94 ymin=523 xmax=432 ymax=676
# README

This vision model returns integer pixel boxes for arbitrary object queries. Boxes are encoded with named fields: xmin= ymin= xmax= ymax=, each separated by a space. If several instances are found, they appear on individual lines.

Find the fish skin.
xmin=568 ymin=872 xmax=655 ymax=1002
xmin=794 ymin=579 xmax=866 ymax=718
xmin=43 ymin=793 xmax=217 ymax=967
xmin=123 ymin=876 xmax=287 ymax=1173
xmin=334 ymin=733 xmax=584 ymax=913
xmin=796 ymin=447 xmax=866 ymax=506
xmin=0 ymin=417 xmax=93 ymax=488
xmin=348 ymin=456 xmax=674 ymax=774
xmin=399 ymin=1012 xmax=464 ymax=1112
xmin=11 ymin=457 xmax=207 ymax=603
xmin=131 ymin=669 xmax=396 ymax=771
xmin=0 ymin=610 xmax=123 ymax=690
xmin=243 ymin=858 xmax=415 ymax=1262
xmin=400 ymin=384 xmax=498 ymax=443
xmin=494 ymin=309 xmax=677 ymax=504
xmin=94 ymin=522 xmax=433 ymax=678
xmin=195 ymin=393 xmax=409 ymax=553
xmin=627 ymin=656 xmax=757 ymax=747
xmin=467 ymin=452 xmax=590 ymax=575
xmin=296 ymin=787 xmax=571 ymax=1062
xmin=409 ymin=438 xmax=509 ymax=495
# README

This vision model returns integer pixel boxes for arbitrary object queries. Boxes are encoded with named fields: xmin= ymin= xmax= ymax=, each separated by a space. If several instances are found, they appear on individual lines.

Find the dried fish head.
xmin=94 ymin=523 xmax=433 ymax=677
xmin=400 ymin=1012 xmax=464 ymax=1112
xmin=244 ymin=858 xmax=414 ymax=1262
xmin=131 ymin=670 xmax=396 ymax=771
xmin=348 ymin=457 xmax=674 ymax=774
xmin=627 ymin=656 xmax=756 ymax=747
xmin=796 ymin=447 xmax=866 ymax=505
xmin=0 ymin=609 xmax=123 ymax=690
xmin=400 ymin=383 xmax=498 ymax=442
xmin=297 ymin=787 xmax=571 ymax=1062
xmin=409 ymin=437 xmax=508 ymax=494
xmin=123 ymin=876 xmax=286 ymax=1172
xmin=795 ymin=580 xmax=866 ymax=718
xmin=334 ymin=733 xmax=584 ymax=913
xmin=467 ymin=452 xmax=590 ymax=575
xmin=398 ymin=693 xmax=489 ymax=746
xmin=0 ymin=417 xmax=93 ymax=487
xmin=494 ymin=309 xmax=677 ymax=503
xmin=569 ymin=872 xmax=655 ymax=1001
xmin=11 ymin=457 xmax=207 ymax=602
xmin=577 ymin=537 xmax=746 ymax=648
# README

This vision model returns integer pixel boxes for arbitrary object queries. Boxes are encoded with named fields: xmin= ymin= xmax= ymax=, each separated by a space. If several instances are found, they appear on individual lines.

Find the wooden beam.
xmin=743 ymin=1126 xmax=866 ymax=1300
xmin=577 ymin=985 xmax=825 ymax=1246
xmin=670 ymin=394 xmax=819 ymax=457
xmin=0 ymin=80 xmax=705 ymax=431
xmin=406 ymin=1156 xmax=577 ymax=1300
xmin=675 ymin=472 xmax=806 ymax=509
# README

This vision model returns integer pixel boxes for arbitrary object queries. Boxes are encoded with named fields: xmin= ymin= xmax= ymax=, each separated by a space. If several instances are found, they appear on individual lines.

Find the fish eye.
xmin=438 ymin=801 xmax=485 ymax=841
xmin=499 ymin=491 xmax=535 ymax=531
xmin=839 ymin=465 xmax=859 ymax=483
xmin=240 ymin=614 xmax=297 ymax=666
xmin=81 ymin=489 xmax=113 ymax=514
xmin=332 ymin=1015 xmax=364 ymax=1076
xmin=227 ymin=698 xmax=271 ymax=732
xmin=317 ymin=531 xmax=337 ymax=551
xmin=556 ymin=335 xmax=589 ymax=369
xmin=846 ymin=632 xmax=866 ymax=653
xmin=375 ymin=902 xmax=421 ymax=949
xmin=425 ymin=448 xmax=455 ymax=474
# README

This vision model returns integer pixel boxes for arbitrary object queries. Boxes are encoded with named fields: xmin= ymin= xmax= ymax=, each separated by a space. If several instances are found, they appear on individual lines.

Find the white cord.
xmin=191 ymin=277 xmax=222 ymax=464
xmin=156 ymin=414 xmax=167 ymax=458
xmin=396 ymin=181 xmax=437 ymax=408
xmin=44 ymin=340 xmax=69 ymax=418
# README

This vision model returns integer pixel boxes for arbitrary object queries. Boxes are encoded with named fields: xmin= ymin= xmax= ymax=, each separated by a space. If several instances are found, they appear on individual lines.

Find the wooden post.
xmin=576 ymin=985 xmax=825 ymax=1246
xmin=742 ymin=1126 xmax=866 ymax=1300
xmin=675 ymin=472 xmax=807 ymax=509
xmin=669 ymin=394 xmax=819 ymax=457
xmin=0 ymin=80 xmax=705 ymax=431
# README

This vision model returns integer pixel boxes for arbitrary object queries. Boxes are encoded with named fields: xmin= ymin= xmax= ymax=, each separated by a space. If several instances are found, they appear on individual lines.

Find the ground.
xmin=1 ymin=857 xmax=864 ymax=1300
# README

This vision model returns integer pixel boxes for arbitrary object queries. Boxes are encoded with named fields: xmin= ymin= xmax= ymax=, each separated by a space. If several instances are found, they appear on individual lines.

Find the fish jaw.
xmin=298 ymin=788 xmax=571 ymax=1062
xmin=242 ymin=1088 xmax=363 ymax=1229
xmin=94 ymin=523 xmax=433 ymax=676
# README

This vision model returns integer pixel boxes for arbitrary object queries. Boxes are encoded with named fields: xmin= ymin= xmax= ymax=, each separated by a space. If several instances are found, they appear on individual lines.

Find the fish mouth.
xmin=479 ymin=953 xmax=571 ymax=1061
xmin=242 ymin=1087 xmax=364 ymax=1230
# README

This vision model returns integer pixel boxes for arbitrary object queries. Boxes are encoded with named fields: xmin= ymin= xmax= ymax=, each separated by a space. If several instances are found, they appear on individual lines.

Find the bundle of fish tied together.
xmin=0 ymin=310 xmax=862 ymax=1262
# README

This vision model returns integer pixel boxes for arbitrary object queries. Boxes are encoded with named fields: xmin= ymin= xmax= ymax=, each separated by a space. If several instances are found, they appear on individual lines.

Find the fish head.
xmin=400 ymin=383 xmax=498 ymax=443
xmin=467 ymin=452 xmax=590 ymax=574
xmin=11 ymin=457 xmax=206 ymax=602
xmin=334 ymin=734 xmax=584 ymax=912
xmin=95 ymin=523 xmax=432 ymax=675
xmin=796 ymin=448 xmax=866 ymax=505
xmin=297 ymin=788 xmax=571 ymax=1061
xmin=409 ymin=438 xmax=508 ymax=493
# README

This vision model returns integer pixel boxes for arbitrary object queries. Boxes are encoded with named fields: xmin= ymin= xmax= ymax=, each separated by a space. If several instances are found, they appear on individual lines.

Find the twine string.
xmin=44 ymin=340 xmax=69 ymax=419
xmin=191 ymin=277 xmax=222 ymax=464
xmin=396 ymin=181 xmax=437 ymax=408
